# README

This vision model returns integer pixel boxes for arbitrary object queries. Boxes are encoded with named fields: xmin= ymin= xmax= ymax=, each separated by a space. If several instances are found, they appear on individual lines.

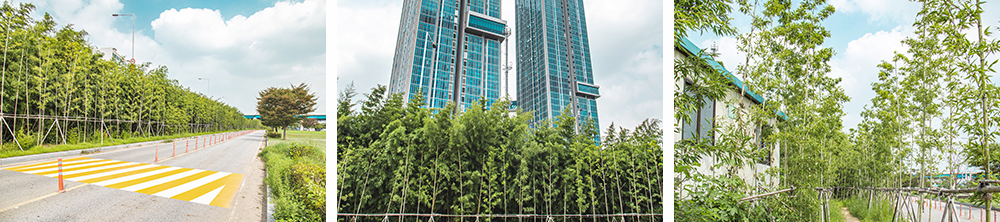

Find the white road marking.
xmin=153 ymin=171 xmax=231 ymax=198
xmin=92 ymin=166 xmax=180 ymax=186
xmin=69 ymin=164 xmax=158 ymax=181
xmin=120 ymin=169 xmax=205 ymax=192
xmin=191 ymin=186 xmax=224 ymax=205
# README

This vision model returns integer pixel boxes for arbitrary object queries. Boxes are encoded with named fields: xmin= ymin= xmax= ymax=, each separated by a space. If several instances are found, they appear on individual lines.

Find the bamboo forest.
xmin=336 ymin=84 xmax=663 ymax=220
xmin=0 ymin=2 xmax=260 ymax=156
xmin=677 ymin=0 xmax=1000 ymax=221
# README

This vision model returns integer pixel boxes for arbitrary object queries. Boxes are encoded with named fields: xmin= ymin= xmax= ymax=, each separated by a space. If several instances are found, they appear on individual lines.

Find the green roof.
xmin=676 ymin=36 xmax=788 ymax=121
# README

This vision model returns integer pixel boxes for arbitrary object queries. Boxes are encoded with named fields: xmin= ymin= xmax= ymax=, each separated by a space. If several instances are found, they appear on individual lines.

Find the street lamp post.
xmin=199 ymin=77 xmax=210 ymax=96
xmin=111 ymin=13 xmax=134 ymax=62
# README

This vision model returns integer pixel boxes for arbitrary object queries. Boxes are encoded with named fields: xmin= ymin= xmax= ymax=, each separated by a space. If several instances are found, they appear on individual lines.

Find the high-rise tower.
xmin=515 ymin=0 xmax=600 ymax=137
xmin=388 ymin=0 xmax=508 ymax=111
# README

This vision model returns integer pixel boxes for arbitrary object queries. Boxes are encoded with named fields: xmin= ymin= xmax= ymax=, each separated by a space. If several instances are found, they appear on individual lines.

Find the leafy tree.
xmin=255 ymin=83 xmax=317 ymax=139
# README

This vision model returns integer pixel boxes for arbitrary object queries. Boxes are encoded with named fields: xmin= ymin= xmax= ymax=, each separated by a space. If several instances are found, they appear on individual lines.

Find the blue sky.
xmin=16 ymin=0 xmax=326 ymax=115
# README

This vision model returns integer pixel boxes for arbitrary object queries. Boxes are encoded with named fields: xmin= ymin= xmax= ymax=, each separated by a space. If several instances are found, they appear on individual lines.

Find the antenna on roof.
xmin=710 ymin=41 xmax=719 ymax=57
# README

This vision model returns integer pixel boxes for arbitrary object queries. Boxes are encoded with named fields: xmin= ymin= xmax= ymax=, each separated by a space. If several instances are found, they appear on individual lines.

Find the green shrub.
xmin=14 ymin=130 xmax=36 ymax=150
xmin=288 ymin=144 xmax=314 ymax=158
xmin=267 ymin=131 xmax=282 ymax=138
xmin=292 ymin=163 xmax=325 ymax=216
xmin=261 ymin=142 xmax=325 ymax=222
xmin=828 ymin=200 xmax=845 ymax=222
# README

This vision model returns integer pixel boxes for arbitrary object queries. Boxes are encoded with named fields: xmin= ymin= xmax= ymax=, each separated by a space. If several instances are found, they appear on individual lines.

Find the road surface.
xmin=0 ymin=130 xmax=267 ymax=222
xmin=897 ymin=195 xmax=1000 ymax=222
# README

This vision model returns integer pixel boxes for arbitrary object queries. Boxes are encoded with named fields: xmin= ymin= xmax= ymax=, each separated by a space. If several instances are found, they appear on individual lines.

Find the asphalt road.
xmin=0 ymin=130 xmax=267 ymax=222
xmin=895 ymin=195 xmax=1000 ymax=222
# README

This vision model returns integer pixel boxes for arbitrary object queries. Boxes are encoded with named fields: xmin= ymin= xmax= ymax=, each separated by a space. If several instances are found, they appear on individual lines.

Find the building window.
xmin=756 ymin=125 xmax=773 ymax=165
xmin=680 ymin=82 xmax=715 ymax=144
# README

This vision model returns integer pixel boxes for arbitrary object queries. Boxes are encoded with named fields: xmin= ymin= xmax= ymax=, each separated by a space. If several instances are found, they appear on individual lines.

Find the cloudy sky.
xmin=337 ymin=0 xmax=663 ymax=133
xmin=18 ymin=0 xmax=326 ymax=115
xmin=685 ymin=0 xmax=1000 ymax=135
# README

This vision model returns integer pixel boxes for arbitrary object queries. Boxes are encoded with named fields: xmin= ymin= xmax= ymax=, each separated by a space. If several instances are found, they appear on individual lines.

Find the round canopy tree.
xmin=256 ymin=83 xmax=318 ymax=139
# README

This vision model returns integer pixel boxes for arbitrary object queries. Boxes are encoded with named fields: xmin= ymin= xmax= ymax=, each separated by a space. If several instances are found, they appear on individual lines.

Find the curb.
xmin=266 ymin=178 xmax=275 ymax=222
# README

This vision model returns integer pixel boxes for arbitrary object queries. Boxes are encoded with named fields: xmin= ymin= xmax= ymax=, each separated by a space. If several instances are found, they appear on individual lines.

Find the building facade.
xmin=388 ymin=0 xmax=508 ymax=111
xmin=515 ymin=0 xmax=600 ymax=137
xmin=98 ymin=47 xmax=127 ymax=65
xmin=674 ymin=36 xmax=784 ymax=191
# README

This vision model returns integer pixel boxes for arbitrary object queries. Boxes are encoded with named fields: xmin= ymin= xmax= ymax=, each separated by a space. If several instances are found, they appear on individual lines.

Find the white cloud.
xmin=596 ymin=47 xmax=663 ymax=132
xmin=335 ymin=0 xmax=401 ymax=92
xmin=582 ymin=0 xmax=662 ymax=132
xmin=29 ymin=0 xmax=326 ymax=114
xmin=832 ymin=27 xmax=909 ymax=130
xmin=834 ymin=28 xmax=907 ymax=91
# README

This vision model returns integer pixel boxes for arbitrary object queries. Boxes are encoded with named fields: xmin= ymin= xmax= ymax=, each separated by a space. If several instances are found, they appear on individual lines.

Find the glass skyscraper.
xmin=515 ymin=0 xmax=600 ymax=137
xmin=388 ymin=0 xmax=508 ymax=111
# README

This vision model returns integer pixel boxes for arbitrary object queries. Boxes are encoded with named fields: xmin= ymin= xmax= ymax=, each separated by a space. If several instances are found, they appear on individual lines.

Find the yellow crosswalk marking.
xmin=63 ymin=163 xmax=147 ymax=179
xmin=78 ymin=165 xmax=172 ymax=184
xmin=135 ymin=170 xmax=216 ymax=195
xmin=209 ymin=174 xmax=244 ymax=208
xmin=33 ymin=160 xmax=124 ymax=176
xmin=1 ymin=158 xmax=245 ymax=208
xmin=3 ymin=157 xmax=90 ymax=171
xmin=8 ymin=158 xmax=101 ymax=172
xmin=105 ymin=168 xmax=192 ymax=189
xmin=172 ymin=174 xmax=233 ymax=202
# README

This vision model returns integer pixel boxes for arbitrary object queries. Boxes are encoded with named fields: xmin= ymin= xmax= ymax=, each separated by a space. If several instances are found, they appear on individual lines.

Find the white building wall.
xmin=674 ymin=47 xmax=781 ymax=192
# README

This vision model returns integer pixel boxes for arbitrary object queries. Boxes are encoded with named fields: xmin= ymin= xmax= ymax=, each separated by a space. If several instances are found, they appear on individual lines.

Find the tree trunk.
xmin=282 ymin=124 xmax=287 ymax=140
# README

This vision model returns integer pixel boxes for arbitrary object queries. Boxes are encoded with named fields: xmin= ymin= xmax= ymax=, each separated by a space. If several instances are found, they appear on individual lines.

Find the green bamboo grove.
xmin=337 ymin=84 xmax=663 ymax=220
xmin=0 ymin=2 xmax=261 ymax=152
xmin=676 ymin=0 xmax=1000 ymax=221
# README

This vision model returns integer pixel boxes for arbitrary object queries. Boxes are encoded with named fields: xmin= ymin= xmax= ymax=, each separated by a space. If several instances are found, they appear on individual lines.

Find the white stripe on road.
xmin=42 ymin=162 xmax=138 ymax=177
xmin=92 ymin=166 xmax=180 ymax=186
xmin=191 ymin=186 xmax=224 ymax=205
xmin=18 ymin=159 xmax=107 ymax=173
xmin=153 ymin=171 xmax=231 ymax=198
xmin=69 ymin=164 xmax=158 ymax=181
xmin=120 ymin=169 xmax=205 ymax=192
xmin=24 ymin=159 xmax=118 ymax=174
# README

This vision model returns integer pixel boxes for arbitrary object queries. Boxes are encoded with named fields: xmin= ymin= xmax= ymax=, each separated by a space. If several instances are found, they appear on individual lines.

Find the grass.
xmin=829 ymin=199 xmax=846 ymax=222
xmin=260 ymin=130 xmax=325 ymax=222
xmin=0 ymin=130 xmax=253 ymax=159
xmin=270 ymin=130 xmax=326 ymax=149
xmin=842 ymin=195 xmax=895 ymax=222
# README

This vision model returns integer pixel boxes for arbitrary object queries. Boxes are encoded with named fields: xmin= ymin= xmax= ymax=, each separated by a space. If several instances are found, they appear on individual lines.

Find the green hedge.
xmin=261 ymin=142 xmax=325 ymax=222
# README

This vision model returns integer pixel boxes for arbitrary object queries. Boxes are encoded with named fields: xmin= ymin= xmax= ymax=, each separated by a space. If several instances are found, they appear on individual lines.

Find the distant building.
xmin=515 ymin=0 xmax=601 ymax=139
xmin=98 ymin=47 xmax=127 ymax=65
xmin=674 ymin=36 xmax=786 ymax=190
xmin=388 ymin=0 xmax=508 ymax=111
xmin=507 ymin=100 xmax=518 ymax=117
